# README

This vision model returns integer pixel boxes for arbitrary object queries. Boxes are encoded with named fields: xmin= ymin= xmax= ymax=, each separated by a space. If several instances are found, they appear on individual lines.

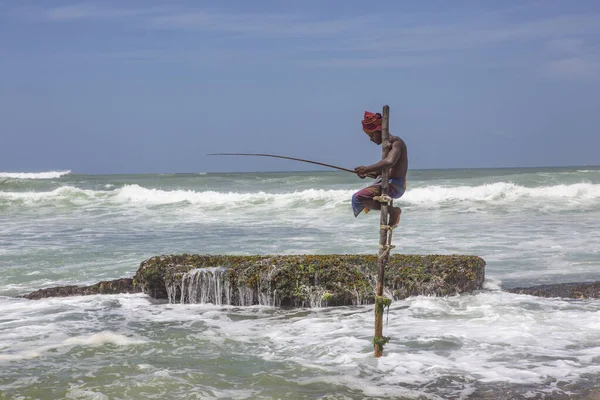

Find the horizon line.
xmin=9 ymin=164 xmax=596 ymax=176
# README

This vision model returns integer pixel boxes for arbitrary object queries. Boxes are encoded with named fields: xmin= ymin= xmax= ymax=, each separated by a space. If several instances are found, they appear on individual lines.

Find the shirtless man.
xmin=352 ymin=111 xmax=408 ymax=227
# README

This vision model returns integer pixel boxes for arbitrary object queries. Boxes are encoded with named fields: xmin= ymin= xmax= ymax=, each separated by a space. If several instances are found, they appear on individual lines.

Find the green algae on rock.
xmin=22 ymin=278 xmax=140 ymax=300
xmin=133 ymin=254 xmax=486 ymax=307
xmin=506 ymin=282 xmax=600 ymax=299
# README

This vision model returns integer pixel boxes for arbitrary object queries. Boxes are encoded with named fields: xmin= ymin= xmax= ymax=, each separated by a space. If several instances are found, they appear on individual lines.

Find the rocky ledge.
xmin=22 ymin=254 xmax=485 ymax=306
xmin=22 ymin=278 xmax=140 ymax=300
xmin=134 ymin=253 xmax=486 ymax=306
xmin=506 ymin=282 xmax=600 ymax=299
xmin=20 ymin=255 xmax=600 ymax=303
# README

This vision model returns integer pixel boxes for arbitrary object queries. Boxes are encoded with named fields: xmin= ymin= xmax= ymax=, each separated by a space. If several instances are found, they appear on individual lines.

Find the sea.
xmin=1 ymin=167 xmax=600 ymax=399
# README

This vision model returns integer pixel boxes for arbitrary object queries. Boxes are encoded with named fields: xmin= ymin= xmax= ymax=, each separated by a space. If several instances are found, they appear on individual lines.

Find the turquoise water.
xmin=1 ymin=167 xmax=600 ymax=398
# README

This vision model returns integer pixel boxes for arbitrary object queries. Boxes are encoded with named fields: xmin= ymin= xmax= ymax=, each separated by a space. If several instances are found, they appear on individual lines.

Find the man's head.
xmin=362 ymin=111 xmax=382 ymax=145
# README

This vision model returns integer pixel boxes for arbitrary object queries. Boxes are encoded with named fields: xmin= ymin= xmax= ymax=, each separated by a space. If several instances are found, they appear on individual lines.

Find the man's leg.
xmin=388 ymin=206 xmax=401 ymax=227
xmin=353 ymin=182 xmax=403 ymax=227
xmin=361 ymin=196 xmax=401 ymax=227
xmin=387 ymin=181 xmax=405 ymax=228
xmin=352 ymin=184 xmax=382 ymax=217
xmin=361 ymin=198 xmax=382 ymax=211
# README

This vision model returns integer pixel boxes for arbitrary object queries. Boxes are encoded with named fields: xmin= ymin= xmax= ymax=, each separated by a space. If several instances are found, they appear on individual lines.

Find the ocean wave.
xmin=0 ymin=186 xmax=100 ymax=204
xmin=114 ymin=183 xmax=600 ymax=206
xmin=2 ymin=182 xmax=600 ymax=209
xmin=113 ymin=184 xmax=351 ymax=207
xmin=0 ymin=170 xmax=71 ymax=179
xmin=403 ymin=182 xmax=600 ymax=204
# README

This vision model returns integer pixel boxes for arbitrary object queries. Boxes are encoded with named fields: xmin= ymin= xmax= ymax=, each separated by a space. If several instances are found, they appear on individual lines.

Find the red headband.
xmin=361 ymin=111 xmax=382 ymax=135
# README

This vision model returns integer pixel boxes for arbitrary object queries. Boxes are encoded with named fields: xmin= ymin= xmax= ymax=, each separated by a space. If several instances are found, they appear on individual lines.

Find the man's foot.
xmin=389 ymin=207 xmax=402 ymax=228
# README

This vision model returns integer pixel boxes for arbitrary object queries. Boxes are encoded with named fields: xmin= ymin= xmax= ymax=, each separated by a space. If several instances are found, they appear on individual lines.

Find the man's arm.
xmin=354 ymin=141 xmax=402 ymax=177
xmin=361 ymin=172 xmax=380 ymax=179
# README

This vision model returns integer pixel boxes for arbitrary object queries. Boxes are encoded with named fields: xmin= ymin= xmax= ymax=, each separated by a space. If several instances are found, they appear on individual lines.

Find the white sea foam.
xmin=113 ymin=184 xmax=352 ymax=208
xmin=65 ymin=386 xmax=109 ymax=400
xmin=62 ymin=331 xmax=145 ymax=347
xmin=0 ymin=331 xmax=145 ymax=361
xmin=2 ymin=290 xmax=600 ymax=397
xmin=0 ymin=170 xmax=71 ymax=179
xmin=0 ymin=186 xmax=101 ymax=204
xmin=3 ymin=182 xmax=600 ymax=209
xmin=134 ymin=292 xmax=600 ymax=397
xmin=402 ymin=182 xmax=600 ymax=205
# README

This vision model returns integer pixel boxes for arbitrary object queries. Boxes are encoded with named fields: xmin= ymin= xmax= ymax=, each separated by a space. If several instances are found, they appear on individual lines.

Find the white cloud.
xmin=318 ymin=14 xmax=600 ymax=55
xmin=546 ymin=57 xmax=598 ymax=78
xmin=149 ymin=11 xmax=374 ymax=37
xmin=22 ymin=3 xmax=165 ymax=22
xmin=306 ymin=55 xmax=442 ymax=68
xmin=543 ymin=37 xmax=599 ymax=79
xmin=546 ymin=38 xmax=586 ymax=54
xmin=11 ymin=3 xmax=600 ymax=75
xmin=18 ymin=4 xmax=600 ymax=46
xmin=18 ymin=3 xmax=373 ymax=38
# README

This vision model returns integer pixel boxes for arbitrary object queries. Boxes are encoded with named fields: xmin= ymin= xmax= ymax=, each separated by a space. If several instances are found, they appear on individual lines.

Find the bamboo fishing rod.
xmin=207 ymin=153 xmax=359 ymax=175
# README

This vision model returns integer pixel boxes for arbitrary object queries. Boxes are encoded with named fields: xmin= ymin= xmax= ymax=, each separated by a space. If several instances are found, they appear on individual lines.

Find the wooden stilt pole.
xmin=374 ymin=105 xmax=392 ymax=357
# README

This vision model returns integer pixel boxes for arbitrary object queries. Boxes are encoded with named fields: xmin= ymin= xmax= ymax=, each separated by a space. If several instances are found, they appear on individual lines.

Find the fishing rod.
xmin=207 ymin=153 xmax=358 ymax=174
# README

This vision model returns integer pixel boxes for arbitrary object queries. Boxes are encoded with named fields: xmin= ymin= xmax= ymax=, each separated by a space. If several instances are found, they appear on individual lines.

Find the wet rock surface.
xmin=506 ymin=281 xmax=600 ymax=299
xmin=21 ymin=254 xmax=487 ymax=305
xmin=22 ymin=278 xmax=139 ymax=300
xmin=133 ymin=254 xmax=486 ymax=306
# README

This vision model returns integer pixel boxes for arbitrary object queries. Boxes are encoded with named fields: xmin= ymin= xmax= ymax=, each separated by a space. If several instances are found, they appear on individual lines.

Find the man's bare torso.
xmin=389 ymin=135 xmax=408 ymax=179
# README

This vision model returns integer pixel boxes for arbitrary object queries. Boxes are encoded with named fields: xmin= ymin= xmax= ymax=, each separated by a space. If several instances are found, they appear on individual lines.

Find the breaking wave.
xmin=2 ymin=182 xmax=600 ymax=209
xmin=403 ymin=182 xmax=600 ymax=204
xmin=0 ymin=170 xmax=71 ymax=179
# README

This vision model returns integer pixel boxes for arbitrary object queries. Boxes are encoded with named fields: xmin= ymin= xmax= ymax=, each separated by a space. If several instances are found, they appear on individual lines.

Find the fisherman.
xmin=352 ymin=111 xmax=408 ymax=227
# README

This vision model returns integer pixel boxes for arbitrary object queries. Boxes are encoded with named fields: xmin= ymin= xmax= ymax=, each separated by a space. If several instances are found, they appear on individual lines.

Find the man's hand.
xmin=355 ymin=166 xmax=369 ymax=179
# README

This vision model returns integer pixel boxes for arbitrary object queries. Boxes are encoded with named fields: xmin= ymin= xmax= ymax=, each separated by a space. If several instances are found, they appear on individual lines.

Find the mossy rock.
xmin=133 ymin=254 xmax=486 ymax=306
xmin=506 ymin=282 xmax=600 ymax=299
xmin=22 ymin=278 xmax=139 ymax=300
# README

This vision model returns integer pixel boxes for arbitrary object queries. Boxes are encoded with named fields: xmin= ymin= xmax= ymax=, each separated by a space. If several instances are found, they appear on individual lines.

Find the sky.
xmin=1 ymin=0 xmax=600 ymax=174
